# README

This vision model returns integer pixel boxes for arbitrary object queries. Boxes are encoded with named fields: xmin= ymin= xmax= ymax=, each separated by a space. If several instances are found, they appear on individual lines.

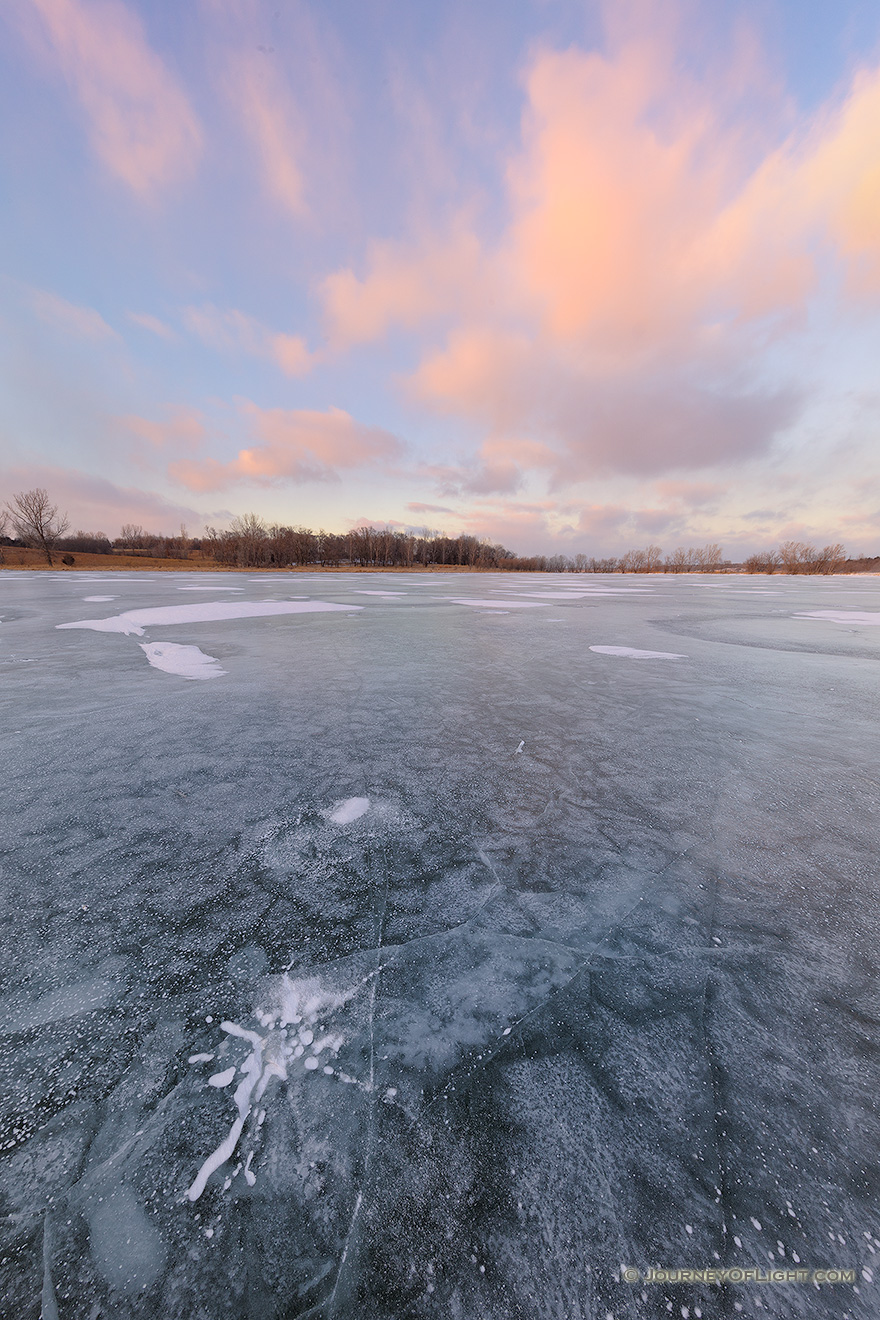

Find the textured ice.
xmin=1 ymin=976 xmax=122 ymax=1033
xmin=139 ymin=641 xmax=226 ymax=680
xmin=2 ymin=569 xmax=879 ymax=1320
xmin=87 ymin=1186 xmax=165 ymax=1294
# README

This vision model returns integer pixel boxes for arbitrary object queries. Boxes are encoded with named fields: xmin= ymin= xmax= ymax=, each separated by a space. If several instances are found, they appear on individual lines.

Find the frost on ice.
xmin=185 ymin=975 xmax=356 ymax=1202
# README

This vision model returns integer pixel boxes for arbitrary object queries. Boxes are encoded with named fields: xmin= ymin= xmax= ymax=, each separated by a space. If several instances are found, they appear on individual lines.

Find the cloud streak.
xmin=182 ymin=304 xmax=315 ymax=376
xmin=30 ymin=287 xmax=118 ymax=340
xmin=20 ymin=0 xmax=202 ymax=195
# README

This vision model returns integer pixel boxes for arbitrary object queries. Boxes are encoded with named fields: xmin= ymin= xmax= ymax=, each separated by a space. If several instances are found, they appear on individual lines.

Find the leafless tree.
xmin=693 ymin=543 xmax=723 ymax=571
xmin=813 ymin=543 xmax=846 ymax=574
xmin=665 ymin=547 xmax=689 ymax=572
xmin=118 ymin=523 xmax=149 ymax=549
xmin=5 ymin=488 xmax=69 ymax=565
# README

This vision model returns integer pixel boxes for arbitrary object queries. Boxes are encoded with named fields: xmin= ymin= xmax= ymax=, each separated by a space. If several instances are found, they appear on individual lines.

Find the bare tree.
xmin=118 ymin=523 xmax=148 ymax=549
xmin=817 ymin=543 xmax=846 ymax=575
xmin=693 ymin=543 xmax=723 ymax=571
xmin=5 ymin=488 xmax=69 ymax=565
xmin=0 ymin=507 xmax=8 ymax=563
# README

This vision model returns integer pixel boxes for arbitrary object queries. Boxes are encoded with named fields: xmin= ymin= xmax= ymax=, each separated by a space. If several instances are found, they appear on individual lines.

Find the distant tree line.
xmin=2 ymin=489 xmax=878 ymax=574
xmin=743 ymin=542 xmax=848 ymax=574
xmin=202 ymin=516 xmax=517 ymax=569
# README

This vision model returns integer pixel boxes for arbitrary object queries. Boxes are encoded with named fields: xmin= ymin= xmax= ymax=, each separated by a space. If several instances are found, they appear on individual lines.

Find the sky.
xmin=1 ymin=0 xmax=880 ymax=558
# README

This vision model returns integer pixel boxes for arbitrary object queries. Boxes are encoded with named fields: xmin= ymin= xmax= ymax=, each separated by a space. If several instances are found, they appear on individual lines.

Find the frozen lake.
xmin=1 ymin=569 xmax=879 ymax=1319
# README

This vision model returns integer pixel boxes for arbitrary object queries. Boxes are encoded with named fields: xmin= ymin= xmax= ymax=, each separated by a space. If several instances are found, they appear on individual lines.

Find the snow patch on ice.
xmin=500 ymin=590 xmax=650 ymax=600
xmin=57 ymin=599 xmax=358 ymax=636
xmin=208 ymin=1067 xmax=237 ymax=1088
xmin=794 ymin=610 xmax=880 ymax=626
xmin=448 ymin=598 xmax=548 ymax=609
xmin=328 ymin=796 xmax=370 ymax=825
xmin=177 ymin=585 xmax=244 ymax=592
xmin=589 ymin=645 xmax=686 ymax=659
xmin=83 ymin=596 xmax=116 ymax=602
xmin=139 ymin=641 xmax=226 ymax=680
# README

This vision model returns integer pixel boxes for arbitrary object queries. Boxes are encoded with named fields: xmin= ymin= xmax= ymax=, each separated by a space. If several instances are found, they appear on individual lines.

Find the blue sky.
xmin=2 ymin=0 xmax=879 ymax=556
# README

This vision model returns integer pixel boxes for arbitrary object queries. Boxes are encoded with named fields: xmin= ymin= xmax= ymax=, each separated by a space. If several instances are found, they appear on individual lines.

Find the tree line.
xmin=742 ymin=542 xmax=849 ymax=574
xmin=2 ymin=488 xmax=877 ymax=574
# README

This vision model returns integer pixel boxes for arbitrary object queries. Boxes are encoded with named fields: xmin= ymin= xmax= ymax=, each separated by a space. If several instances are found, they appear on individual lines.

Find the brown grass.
xmin=0 ymin=547 xmax=488 ymax=573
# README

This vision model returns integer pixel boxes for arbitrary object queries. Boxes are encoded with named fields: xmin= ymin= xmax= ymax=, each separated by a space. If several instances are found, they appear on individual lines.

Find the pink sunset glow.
xmin=1 ymin=0 xmax=879 ymax=556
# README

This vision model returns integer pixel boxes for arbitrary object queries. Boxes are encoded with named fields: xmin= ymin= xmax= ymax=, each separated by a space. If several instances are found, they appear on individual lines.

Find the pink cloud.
xmin=30 ymin=287 xmax=118 ymax=340
xmin=169 ymin=403 xmax=403 ymax=492
xmin=654 ymin=480 xmax=725 ymax=507
xmin=20 ymin=0 xmax=201 ymax=195
xmin=126 ymin=310 xmax=176 ymax=341
xmin=120 ymin=407 xmax=206 ymax=453
xmin=320 ymin=16 xmax=880 ymax=484
xmin=231 ymin=51 xmax=307 ymax=217
xmin=182 ymin=304 xmax=315 ymax=376
xmin=320 ymin=225 xmax=488 ymax=350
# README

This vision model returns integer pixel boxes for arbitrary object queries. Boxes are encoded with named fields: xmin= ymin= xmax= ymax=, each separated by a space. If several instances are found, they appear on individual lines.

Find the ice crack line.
xmin=407 ymin=883 xmax=666 ymax=1132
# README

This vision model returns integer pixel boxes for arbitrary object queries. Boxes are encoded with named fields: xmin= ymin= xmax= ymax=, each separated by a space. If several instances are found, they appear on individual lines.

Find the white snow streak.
xmin=794 ymin=610 xmax=880 ymax=626
xmin=57 ymin=599 xmax=358 ymax=636
xmin=589 ymin=645 xmax=686 ymax=659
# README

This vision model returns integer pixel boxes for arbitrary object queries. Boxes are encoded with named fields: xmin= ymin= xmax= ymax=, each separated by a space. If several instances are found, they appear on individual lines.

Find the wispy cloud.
xmin=30 ymin=287 xmax=118 ymax=340
xmin=232 ymin=51 xmax=307 ymax=217
xmin=126 ymin=310 xmax=177 ymax=341
xmin=120 ymin=406 xmax=206 ymax=453
xmin=18 ymin=0 xmax=202 ymax=196
xmin=182 ymin=304 xmax=315 ymax=376
xmin=406 ymin=501 xmax=456 ymax=515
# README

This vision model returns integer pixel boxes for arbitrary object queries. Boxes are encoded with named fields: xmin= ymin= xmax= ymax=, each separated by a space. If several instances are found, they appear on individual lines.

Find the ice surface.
xmin=139 ymin=641 xmax=226 ymax=680
xmin=2 ymin=569 xmax=880 ymax=1319
xmin=87 ymin=1185 xmax=165 ymax=1294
